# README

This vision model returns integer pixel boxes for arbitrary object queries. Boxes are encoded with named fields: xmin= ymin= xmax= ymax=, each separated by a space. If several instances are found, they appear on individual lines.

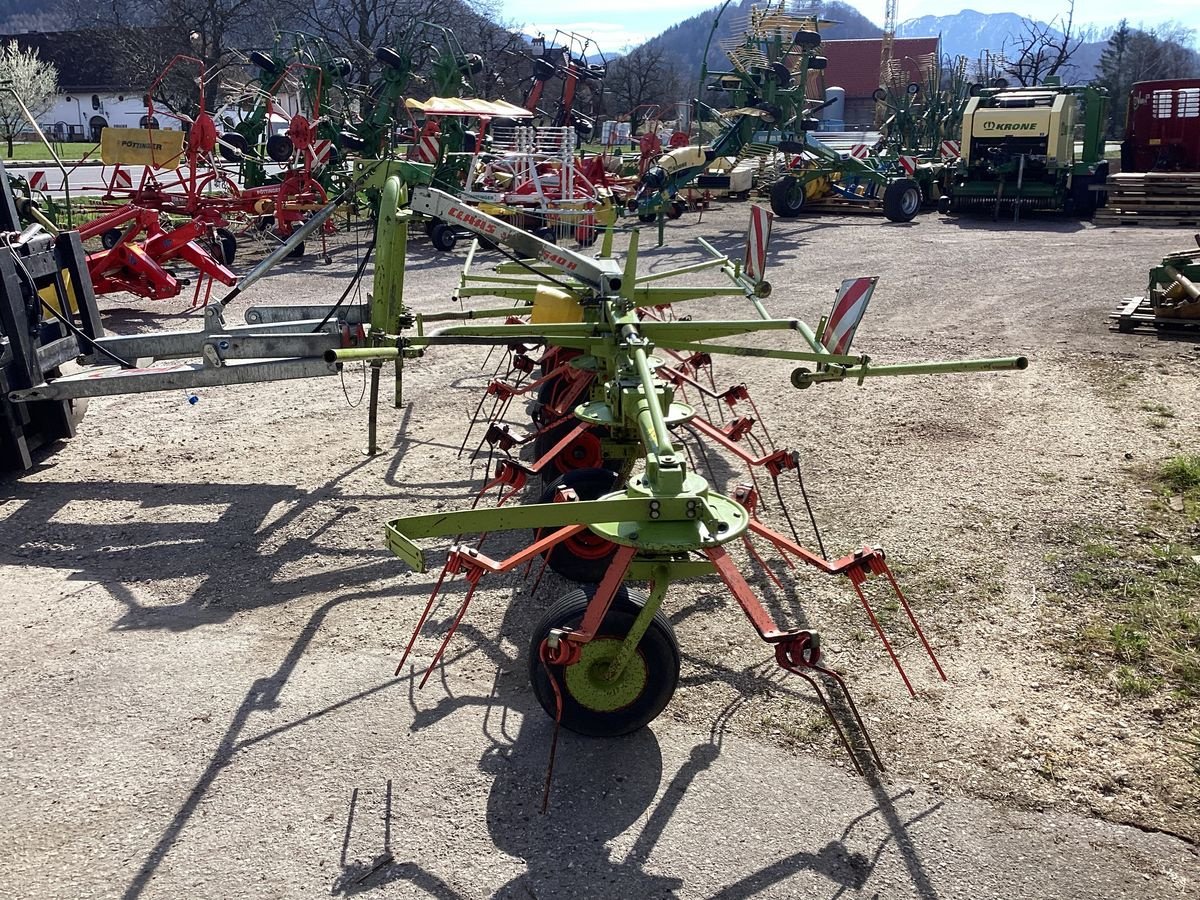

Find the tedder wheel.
xmin=937 ymin=194 xmax=952 ymax=215
xmin=882 ymin=178 xmax=922 ymax=222
xmin=769 ymin=176 xmax=806 ymax=217
xmin=536 ymin=467 xmax=620 ymax=582
xmin=100 ymin=228 xmax=123 ymax=250
xmin=531 ymin=373 xmax=584 ymax=427
xmin=637 ymin=211 xmax=657 ymax=223
xmin=666 ymin=199 xmax=684 ymax=220
xmin=430 ymin=222 xmax=458 ymax=252
xmin=529 ymin=585 xmax=680 ymax=737
xmin=534 ymin=419 xmax=617 ymax=481
xmin=215 ymin=228 xmax=237 ymax=265
xmin=266 ymin=133 xmax=295 ymax=163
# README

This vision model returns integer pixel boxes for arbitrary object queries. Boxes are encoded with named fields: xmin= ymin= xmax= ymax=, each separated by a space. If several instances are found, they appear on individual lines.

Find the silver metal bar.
xmin=219 ymin=193 xmax=347 ymax=306
xmin=88 ymin=320 xmax=339 ymax=361
xmin=35 ymin=336 xmax=82 ymax=372
xmin=11 ymin=357 xmax=337 ymax=401
xmin=244 ymin=305 xmax=368 ymax=326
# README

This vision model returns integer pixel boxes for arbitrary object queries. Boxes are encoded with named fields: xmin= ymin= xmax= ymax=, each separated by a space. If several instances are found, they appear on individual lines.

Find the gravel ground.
xmin=1 ymin=205 xmax=1198 ymax=898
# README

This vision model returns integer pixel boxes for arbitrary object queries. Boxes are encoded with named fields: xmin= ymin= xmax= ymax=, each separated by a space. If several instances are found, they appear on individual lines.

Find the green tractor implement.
xmin=870 ymin=52 xmax=974 ymax=204
xmin=632 ymin=1 xmax=926 ymax=226
xmin=1111 ymin=235 xmax=1200 ymax=333
xmin=326 ymin=174 xmax=1028 ymax=807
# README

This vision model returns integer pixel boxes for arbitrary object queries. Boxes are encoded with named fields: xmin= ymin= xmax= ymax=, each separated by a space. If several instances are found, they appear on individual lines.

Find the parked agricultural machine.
xmin=870 ymin=52 xmax=974 ymax=201
xmin=518 ymin=30 xmax=607 ymax=141
xmin=322 ymin=176 xmax=1029 ymax=804
xmin=1111 ymin=235 xmax=1200 ymax=333
xmin=632 ymin=1 xmax=925 ymax=224
xmin=938 ymin=81 xmax=1110 ymax=219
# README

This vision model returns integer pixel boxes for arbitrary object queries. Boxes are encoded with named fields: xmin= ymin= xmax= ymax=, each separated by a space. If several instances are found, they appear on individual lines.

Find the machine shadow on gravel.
xmin=940 ymin=215 xmax=1088 ymax=233
xmin=0 ymin=455 xmax=404 ymax=630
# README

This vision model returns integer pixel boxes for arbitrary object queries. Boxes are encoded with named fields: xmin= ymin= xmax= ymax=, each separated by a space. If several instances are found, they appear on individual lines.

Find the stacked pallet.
xmin=1095 ymin=172 xmax=1200 ymax=226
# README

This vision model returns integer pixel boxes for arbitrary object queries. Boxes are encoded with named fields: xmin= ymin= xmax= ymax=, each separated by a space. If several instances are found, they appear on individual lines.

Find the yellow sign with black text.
xmin=99 ymin=128 xmax=185 ymax=169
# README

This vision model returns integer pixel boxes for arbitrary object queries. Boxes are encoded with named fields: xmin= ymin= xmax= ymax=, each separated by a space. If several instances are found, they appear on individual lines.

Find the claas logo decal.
xmin=446 ymin=206 xmax=497 ymax=235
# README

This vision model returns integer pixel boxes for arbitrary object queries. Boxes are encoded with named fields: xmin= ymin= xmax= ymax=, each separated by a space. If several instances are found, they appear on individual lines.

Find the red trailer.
xmin=1123 ymin=79 xmax=1200 ymax=172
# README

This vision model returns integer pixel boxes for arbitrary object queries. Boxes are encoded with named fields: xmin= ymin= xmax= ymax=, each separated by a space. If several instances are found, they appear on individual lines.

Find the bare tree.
xmin=605 ymin=45 xmax=683 ymax=133
xmin=69 ymin=0 xmax=266 ymax=108
xmin=0 ymin=42 xmax=58 ymax=157
xmin=281 ymin=0 xmax=473 ymax=88
xmin=1003 ymin=0 xmax=1083 ymax=86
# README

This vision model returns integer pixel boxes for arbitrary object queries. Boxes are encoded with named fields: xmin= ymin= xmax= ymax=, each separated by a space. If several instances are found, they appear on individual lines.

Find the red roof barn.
xmin=815 ymin=37 xmax=942 ymax=127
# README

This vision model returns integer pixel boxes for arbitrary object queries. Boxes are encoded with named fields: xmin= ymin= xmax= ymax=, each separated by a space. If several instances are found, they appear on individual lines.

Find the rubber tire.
xmin=537 ymin=467 xmax=621 ymax=583
xmin=883 ymin=178 xmax=922 ymax=222
xmin=430 ymin=223 xmax=457 ymax=252
xmin=529 ymin=585 xmax=680 ymax=737
xmin=576 ymin=224 xmax=598 ymax=247
xmin=534 ymin=226 xmax=557 ymax=244
xmin=769 ymin=176 xmax=806 ymax=217
xmin=100 ymin=228 xmax=122 ymax=250
xmin=666 ymin=200 xmax=684 ymax=220
xmin=1070 ymin=175 xmax=1096 ymax=218
xmin=286 ymin=240 xmax=305 ymax=259
xmin=266 ymin=133 xmax=294 ymax=163
xmin=937 ymin=194 xmax=952 ymax=215
xmin=218 ymin=131 xmax=249 ymax=162
xmin=215 ymin=228 xmax=236 ymax=265
xmin=637 ymin=212 xmax=657 ymax=223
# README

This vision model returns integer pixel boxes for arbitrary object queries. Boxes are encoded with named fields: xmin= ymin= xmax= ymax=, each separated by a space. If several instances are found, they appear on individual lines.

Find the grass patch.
xmin=1140 ymin=401 xmax=1176 ymax=419
xmin=1161 ymin=455 xmax=1200 ymax=494
xmin=1049 ymin=457 xmax=1200 ymax=710
xmin=5 ymin=141 xmax=97 ymax=161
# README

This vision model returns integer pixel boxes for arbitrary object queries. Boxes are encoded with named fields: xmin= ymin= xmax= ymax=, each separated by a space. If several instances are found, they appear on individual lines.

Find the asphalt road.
xmin=0 ymin=566 xmax=1194 ymax=900
xmin=5 ymin=162 xmax=141 ymax=195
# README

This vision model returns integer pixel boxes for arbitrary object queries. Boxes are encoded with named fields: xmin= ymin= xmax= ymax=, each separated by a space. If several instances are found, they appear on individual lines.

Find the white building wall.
xmin=39 ymin=91 xmax=180 ymax=141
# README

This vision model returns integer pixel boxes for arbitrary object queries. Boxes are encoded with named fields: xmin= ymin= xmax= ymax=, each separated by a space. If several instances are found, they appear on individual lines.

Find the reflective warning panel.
xmin=824 ymin=277 xmax=878 ymax=355
xmin=743 ymin=204 xmax=773 ymax=284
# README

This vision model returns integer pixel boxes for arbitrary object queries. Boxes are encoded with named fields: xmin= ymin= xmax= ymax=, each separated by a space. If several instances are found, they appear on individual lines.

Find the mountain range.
xmin=897 ymin=8 xmax=1105 ymax=82
xmin=635 ymin=3 xmax=1115 ymax=84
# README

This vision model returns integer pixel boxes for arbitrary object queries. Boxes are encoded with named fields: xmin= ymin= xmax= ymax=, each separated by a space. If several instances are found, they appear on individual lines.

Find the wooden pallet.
xmin=1094 ymin=209 xmax=1200 ymax=227
xmin=1101 ymin=171 xmax=1200 ymax=225
xmin=1110 ymin=296 xmax=1200 ymax=333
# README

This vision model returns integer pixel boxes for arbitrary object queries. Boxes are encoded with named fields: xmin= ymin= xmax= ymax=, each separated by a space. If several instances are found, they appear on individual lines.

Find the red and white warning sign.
xmin=743 ymin=204 xmax=774 ymax=284
xmin=308 ymin=139 xmax=333 ymax=169
xmin=29 ymin=170 xmax=48 ymax=191
xmin=111 ymin=168 xmax=133 ymax=190
xmin=849 ymin=143 xmax=870 ymax=161
xmin=824 ymin=277 xmax=878 ymax=355
xmin=939 ymin=140 xmax=961 ymax=159
xmin=899 ymin=155 xmax=918 ymax=175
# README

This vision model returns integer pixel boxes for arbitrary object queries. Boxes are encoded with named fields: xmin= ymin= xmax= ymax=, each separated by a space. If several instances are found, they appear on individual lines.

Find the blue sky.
xmin=494 ymin=2 xmax=1200 ymax=56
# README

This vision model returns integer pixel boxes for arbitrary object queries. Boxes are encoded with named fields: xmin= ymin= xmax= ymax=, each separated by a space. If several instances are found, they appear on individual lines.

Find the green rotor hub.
xmin=563 ymin=638 xmax=649 ymax=711
xmin=587 ymin=472 xmax=749 ymax=553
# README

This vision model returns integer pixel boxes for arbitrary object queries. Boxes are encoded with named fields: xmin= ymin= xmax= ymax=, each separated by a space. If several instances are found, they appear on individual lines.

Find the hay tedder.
xmin=322 ymin=176 xmax=1028 ymax=803
xmin=4 ymin=150 xmax=1030 ymax=809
